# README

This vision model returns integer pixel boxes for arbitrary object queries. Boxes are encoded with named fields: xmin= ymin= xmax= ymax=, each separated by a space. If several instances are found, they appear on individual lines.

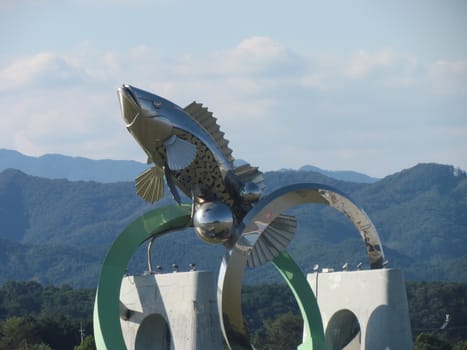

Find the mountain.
xmin=0 ymin=149 xmax=147 ymax=183
xmin=0 ymin=149 xmax=377 ymax=184
xmin=297 ymin=165 xmax=379 ymax=183
xmin=277 ymin=164 xmax=378 ymax=183
xmin=0 ymin=163 xmax=466 ymax=288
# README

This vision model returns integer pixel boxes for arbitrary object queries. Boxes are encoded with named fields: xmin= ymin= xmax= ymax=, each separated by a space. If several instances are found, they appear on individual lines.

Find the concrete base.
xmin=120 ymin=271 xmax=222 ymax=350
xmin=307 ymin=268 xmax=412 ymax=350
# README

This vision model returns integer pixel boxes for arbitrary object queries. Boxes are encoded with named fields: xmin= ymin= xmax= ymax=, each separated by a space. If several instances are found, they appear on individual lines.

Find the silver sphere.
xmin=240 ymin=182 xmax=262 ymax=202
xmin=193 ymin=202 xmax=234 ymax=244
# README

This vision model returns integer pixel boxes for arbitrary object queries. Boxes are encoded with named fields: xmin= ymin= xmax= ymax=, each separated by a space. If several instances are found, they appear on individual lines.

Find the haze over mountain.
xmin=0 ymin=152 xmax=466 ymax=288
xmin=0 ymin=149 xmax=147 ymax=183
xmin=0 ymin=149 xmax=377 ymax=184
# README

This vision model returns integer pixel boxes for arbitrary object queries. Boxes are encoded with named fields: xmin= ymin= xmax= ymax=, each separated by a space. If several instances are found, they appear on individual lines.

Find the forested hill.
xmin=0 ymin=163 xmax=466 ymax=287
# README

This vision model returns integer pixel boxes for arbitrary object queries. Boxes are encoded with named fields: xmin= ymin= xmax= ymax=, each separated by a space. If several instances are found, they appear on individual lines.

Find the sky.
xmin=0 ymin=0 xmax=466 ymax=177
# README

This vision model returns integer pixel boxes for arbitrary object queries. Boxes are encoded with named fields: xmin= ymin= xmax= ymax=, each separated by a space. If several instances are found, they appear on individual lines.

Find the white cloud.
xmin=378 ymin=76 xmax=418 ymax=88
xmin=216 ymin=36 xmax=280 ymax=74
xmin=425 ymin=60 xmax=467 ymax=95
xmin=344 ymin=48 xmax=396 ymax=79
xmin=0 ymin=52 xmax=83 ymax=92
xmin=299 ymin=49 xmax=420 ymax=91
xmin=213 ymin=36 xmax=304 ymax=78
xmin=1 ymin=37 xmax=466 ymax=175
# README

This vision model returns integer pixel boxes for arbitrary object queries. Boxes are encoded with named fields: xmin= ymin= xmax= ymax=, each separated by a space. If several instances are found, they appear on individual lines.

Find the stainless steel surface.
xmin=240 ymin=182 xmax=262 ymax=202
xmin=118 ymin=84 xmax=264 ymax=227
xmin=246 ymin=214 xmax=296 ymax=267
xmin=118 ymin=85 xmax=232 ymax=173
xmin=218 ymin=183 xmax=385 ymax=349
xmin=118 ymin=84 xmax=385 ymax=350
xmin=193 ymin=202 xmax=234 ymax=244
xmin=147 ymin=236 xmax=155 ymax=273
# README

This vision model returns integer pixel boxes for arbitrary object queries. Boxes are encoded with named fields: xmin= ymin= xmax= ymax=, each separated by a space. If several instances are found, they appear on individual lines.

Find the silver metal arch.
xmin=218 ymin=183 xmax=384 ymax=350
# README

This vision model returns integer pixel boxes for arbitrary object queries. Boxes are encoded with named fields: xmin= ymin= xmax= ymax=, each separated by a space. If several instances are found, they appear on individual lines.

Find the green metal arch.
xmin=272 ymin=252 xmax=330 ymax=350
xmin=93 ymin=204 xmax=192 ymax=350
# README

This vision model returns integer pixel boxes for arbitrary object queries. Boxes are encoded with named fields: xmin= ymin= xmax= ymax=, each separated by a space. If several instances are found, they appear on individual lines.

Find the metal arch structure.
xmin=108 ymin=86 xmax=386 ymax=350
xmin=218 ymin=183 xmax=384 ymax=350
xmin=93 ymin=202 xmax=337 ymax=350
xmin=93 ymin=204 xmax=192 ymax=350
xmin=93 ymin=184 xmax=384 ymax=350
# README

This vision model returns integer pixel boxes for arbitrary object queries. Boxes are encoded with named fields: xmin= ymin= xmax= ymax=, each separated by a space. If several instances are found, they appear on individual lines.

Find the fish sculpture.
xmin=118 ymin=85 xmax=295 ymax=261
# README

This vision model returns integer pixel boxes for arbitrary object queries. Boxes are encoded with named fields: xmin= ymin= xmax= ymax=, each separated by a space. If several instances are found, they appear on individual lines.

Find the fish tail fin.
xmin=135 ymin=167 xmax=165 ymax=203
xmin=247 ymin=214 xmax=297 ymax=268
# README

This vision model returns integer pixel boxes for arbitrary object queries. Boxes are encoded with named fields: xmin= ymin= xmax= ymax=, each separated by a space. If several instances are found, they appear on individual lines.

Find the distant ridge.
xmin=298 ymin=165 xmax=379 ymax=183
xmin=278 ymin=164 xmax=379 ymax=183
xmin=1 ymin=149 xmax=378 ymax=184
xmin=0 ymin=149 xmax=147 ymax=183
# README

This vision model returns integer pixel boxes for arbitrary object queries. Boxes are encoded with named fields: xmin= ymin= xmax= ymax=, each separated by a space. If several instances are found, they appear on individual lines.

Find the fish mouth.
xmin=118 ymin=85 xmax=141 ymax=127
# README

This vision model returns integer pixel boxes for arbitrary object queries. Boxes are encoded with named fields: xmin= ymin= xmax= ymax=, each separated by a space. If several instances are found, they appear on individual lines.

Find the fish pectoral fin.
xmin=164 ymin=135 xmax=197 ymax=171
xmin=135 ymin=167 xmax=165 ymax=203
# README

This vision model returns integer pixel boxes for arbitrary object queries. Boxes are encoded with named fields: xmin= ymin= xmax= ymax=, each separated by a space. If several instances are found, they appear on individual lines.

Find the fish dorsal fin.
xmin=135 ymin=167 xmax=164 ymax=203
xmin=184 ymin=102 xmax=234 ymax=166
xmin=234 ymin=163 xmax=265 ymax=191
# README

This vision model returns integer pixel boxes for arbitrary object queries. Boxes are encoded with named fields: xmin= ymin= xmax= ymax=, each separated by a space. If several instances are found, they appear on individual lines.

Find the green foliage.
xmin=414 ymin=333 xmax=451 ymax=350
xmin=1 ymin=164 xmax=467 ymax=287
xmin=0 ymin=280 xmax=467 ymax=348
xmin=242 ymin=283 xmax=302 ymax=349
xmin=242 ymin=283 xmax=299 ymax=336
xmin=407 ymin=281 xmax=467 ymax=343
xmin=0 ymin=316 xmax=41 ymax=350
xmin=0 ymin=281 xmax=95 ymax=320
xmin=0 ymin=281 xmax=94 ymax=349
xmin=37 ymin=317 xmax=89 ymax=350
xmin=74 ymin=335 xmax=96 ymax=350
xmin=0 ymin=315 xmax=88 ymax=350
xmin=453 ymin=341 xmax=467 ymax=350
xmin=253 ymin=313 xmax=303 ymax=350
xmin=28 ymin=344 xmax=53 ymax=350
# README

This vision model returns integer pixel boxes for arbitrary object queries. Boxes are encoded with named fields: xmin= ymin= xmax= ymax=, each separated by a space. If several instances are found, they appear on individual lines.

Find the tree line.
xmin=1 ymin=280 xmax=466 ymax=349
xmin=0 ymin=281 xmax=94 ymax=350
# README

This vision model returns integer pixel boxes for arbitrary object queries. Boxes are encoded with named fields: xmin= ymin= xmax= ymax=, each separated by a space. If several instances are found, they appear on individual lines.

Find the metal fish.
xmin=117 ymin=84 xmax=264 ymax=222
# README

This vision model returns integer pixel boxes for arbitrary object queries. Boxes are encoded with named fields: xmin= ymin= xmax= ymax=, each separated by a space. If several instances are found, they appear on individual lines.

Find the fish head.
xmin=118 ymin=84 xmax=179 ymax=166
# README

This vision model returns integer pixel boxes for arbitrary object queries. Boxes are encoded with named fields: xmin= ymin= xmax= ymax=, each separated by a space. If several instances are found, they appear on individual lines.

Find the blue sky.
xmin=1 ymin=0 xmax=466 ymax=177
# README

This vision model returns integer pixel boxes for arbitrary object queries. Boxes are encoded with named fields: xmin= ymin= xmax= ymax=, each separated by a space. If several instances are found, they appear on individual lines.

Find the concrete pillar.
xmin=120 ymin=271 xmax=222 ymax=350
xmin=307 ymin=268 xmax=412 ymax=350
